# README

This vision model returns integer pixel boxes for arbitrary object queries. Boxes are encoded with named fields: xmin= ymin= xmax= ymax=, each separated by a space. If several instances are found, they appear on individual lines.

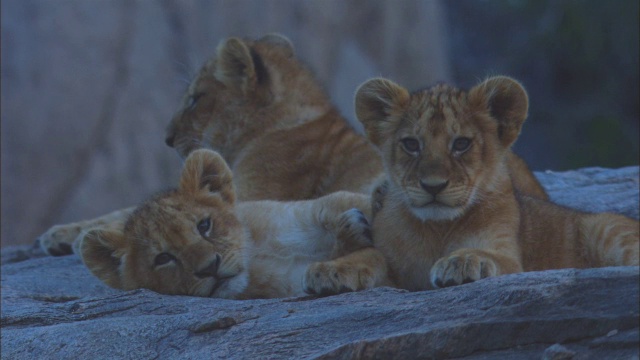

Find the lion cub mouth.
xmin=409 ymin=200 xmax=465 ymax=222
xmin=208 ymin=275 xmax=235 ymax=297
xmin=404 ymin=186 xmax=474 ymax=221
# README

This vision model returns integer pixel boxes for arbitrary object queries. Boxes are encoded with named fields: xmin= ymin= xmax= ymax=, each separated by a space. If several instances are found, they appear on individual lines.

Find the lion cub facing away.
xmin=79 ymin=149 xmax=390 ymax=299
xmin=165 ymin=33 xmax=384 ymax=200
xmin=356 ymin=76 xmax=639 ymax=291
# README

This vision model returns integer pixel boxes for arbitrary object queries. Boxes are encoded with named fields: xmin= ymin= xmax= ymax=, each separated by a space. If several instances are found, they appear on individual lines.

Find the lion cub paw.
xmin=304 ymin=209 xmax=378 ymax=296
xmin=430 ymin=250 xmax=498 ymax=288
xmin=303 ymin=261 xmax=376 ymax=296
xmin=37 ymin=224 xmax=83 ymax=256
xmin=371 ymin=180 xmax=389 ymax=217
xmin=332 ymin=208 xmax=373 ymax=257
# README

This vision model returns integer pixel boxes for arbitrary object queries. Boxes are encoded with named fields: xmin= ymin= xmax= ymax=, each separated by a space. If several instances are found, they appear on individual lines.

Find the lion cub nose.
xmin=194 ymin=254 xmax=221 ymax=279
xmin=165 ymin=134 xmax=176 ymax=148
xmin=420 ymin=179 xmax=449 ymax=196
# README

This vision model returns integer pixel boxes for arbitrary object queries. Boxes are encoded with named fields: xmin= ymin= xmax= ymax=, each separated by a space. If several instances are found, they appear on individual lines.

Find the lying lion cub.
xmin=39 ymin=34 xmax=545 ymax=257
xmin=356 ymin=75 xmax=639 ymax=291
xmin=79 ymin=149 xmax=390 ymax=299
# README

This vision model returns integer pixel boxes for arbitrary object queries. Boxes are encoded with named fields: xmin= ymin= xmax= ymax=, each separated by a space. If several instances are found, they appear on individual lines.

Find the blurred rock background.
xmin=1 ymin=0 xmax=638 ymax=247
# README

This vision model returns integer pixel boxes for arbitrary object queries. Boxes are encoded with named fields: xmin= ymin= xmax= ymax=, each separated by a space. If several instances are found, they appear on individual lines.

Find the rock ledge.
xmin=2 ymin=167 xmax=639 ymax=359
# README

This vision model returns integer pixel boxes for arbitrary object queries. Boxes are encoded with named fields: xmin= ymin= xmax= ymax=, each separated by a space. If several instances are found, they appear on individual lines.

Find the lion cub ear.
xmin=258 ymin=33 xmax=294 ymax=57
xmin=79 ymin=229 xmax=127 ymax=289
xmin=355 ymin=78 xmax=410 ymax=147
xmin=215 ymin=37 xmax=257 ymax=94
xmin=179 ymin=149 xmax=235 ymax=203
xmin=469 ymin=76 xmax=529 ymax=148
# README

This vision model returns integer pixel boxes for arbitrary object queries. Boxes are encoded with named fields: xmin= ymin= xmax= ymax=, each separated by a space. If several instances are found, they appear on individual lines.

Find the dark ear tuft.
xmin=355 ymin=78 xmax=410 ymax=148
xmin=469 ymin=76 xmax=529 ymax=148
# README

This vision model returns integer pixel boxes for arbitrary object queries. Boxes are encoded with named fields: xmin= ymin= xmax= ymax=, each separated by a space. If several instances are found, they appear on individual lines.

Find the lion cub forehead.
xmin=406 ymin=83 xmax=472 ymax=134
xmin=411 ymin=83 xmax=468 ymax=113
xmin=124 ymin=193 xmax=203 ymax=245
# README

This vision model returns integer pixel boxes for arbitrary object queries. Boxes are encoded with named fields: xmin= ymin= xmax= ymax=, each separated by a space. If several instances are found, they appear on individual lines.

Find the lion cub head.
xmin=165 ymin=34 xmax=331 ymax=161
xmin=79 ymin=149 xmax=249 ymax=299
xmin=355 ymin=76 xmax=529 ymax=221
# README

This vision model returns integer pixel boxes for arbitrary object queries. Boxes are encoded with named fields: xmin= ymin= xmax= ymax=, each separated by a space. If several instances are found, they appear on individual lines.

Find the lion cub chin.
xmin=79 ymin=149 xmax=390 ymax=299
xmin=357 ymin=75 xmax=640 ymax=291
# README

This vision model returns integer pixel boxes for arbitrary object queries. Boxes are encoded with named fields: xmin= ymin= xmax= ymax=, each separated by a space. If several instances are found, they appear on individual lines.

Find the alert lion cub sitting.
xmin=356 ymin=76 xmax=639 ymax=291
xmin=79 ymin=149 xmax=390 ymax=299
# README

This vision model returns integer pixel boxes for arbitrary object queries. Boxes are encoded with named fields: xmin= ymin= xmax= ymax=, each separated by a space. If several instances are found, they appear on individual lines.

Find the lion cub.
xmin=79 ymin=149 xmax=390 ymax=299
xmin=39 ymin=34 xmax=546 ymax=257
xmin=356 ymin=76 xmax=639 ymax=291
xmin=165 ymin=34 xmax=384 ymax=200
xmin=39 ymin=34 xmax=384 ymax=256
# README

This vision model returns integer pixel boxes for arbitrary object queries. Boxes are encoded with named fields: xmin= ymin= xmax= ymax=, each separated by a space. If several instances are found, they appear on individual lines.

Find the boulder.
xmin=2 ymin=167 xmax=639 ymax=359
xmin=536 ymin=166 xmax=640 ymax=219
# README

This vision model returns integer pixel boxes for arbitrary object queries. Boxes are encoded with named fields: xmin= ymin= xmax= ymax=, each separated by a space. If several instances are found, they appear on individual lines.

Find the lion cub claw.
xmin=304 ymin=209 xmax=376 ymax=295
xmin=430 ymin=250 xmax=498 ymax=288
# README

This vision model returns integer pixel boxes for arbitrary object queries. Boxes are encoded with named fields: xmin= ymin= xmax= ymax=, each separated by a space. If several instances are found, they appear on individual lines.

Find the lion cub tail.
xmin=578 ymin=213 xmax=639 ymax=267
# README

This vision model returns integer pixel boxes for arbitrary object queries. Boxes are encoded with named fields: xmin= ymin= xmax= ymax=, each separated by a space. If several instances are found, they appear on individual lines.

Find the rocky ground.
xmin=1 ymin=167 xmax=639 ymax=359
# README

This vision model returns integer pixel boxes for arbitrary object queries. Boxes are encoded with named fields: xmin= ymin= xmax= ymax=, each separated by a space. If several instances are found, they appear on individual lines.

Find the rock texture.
xmin=536 ymin=166 xmax=640 ymax=219
xmin=1 ymin=167 xmax=639 ymax=359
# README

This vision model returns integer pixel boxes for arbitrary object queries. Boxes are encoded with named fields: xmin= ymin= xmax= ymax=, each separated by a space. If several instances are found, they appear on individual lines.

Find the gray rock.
xmin=1 ymin=167 xmax=639 ymax=359
xmin=2 ymin=261 xmax=638 ymax=359
xmin=536 ymin=166 xmax=640 ymax=219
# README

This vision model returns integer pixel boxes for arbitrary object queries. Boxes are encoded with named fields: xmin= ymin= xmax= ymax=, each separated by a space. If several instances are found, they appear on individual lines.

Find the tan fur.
xmin=79 ymin=149 xmax=390 ymax=299
xmin=38 ymin=207 xmax=135 ymax=256
xmin=356 ymin=76 xmax=639 ymax=291
xmin=165 ymin=34 xmax=383 ymax=200
xmin=39 ymin=34 xmax=385 ymax=255
xmin=39 ymin=35 xmax=543 ymax=261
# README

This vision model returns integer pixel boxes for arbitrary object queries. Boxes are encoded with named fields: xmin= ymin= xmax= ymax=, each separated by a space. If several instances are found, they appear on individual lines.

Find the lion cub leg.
xmin=304 ymin=209 xmax=391 ymax=295
xmin=38 ymin=207 xmax=134 ymax=256
xmin=579 ymin=213 xmax=639 ymax=266
xmin=430 ymin=247 xmax=523 ymax=288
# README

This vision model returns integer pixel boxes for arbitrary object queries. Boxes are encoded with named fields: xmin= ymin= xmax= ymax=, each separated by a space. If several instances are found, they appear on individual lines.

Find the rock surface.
xmin=1 ymin=167 xmax=639 ymax=359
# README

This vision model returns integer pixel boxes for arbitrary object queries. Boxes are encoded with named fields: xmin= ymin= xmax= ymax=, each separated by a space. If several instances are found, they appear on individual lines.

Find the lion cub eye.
xmin=154 ymin=252 xmax=176 ymax=267
xmin=400 ymin=138 xmax=421 ymax=154
xmin=187 ymin=93 xmax=204 ymax=110
xmin=452 ymin=137 xmax=472 ymax=153
xmin=197 ymin=217 xmax=212 ymax=237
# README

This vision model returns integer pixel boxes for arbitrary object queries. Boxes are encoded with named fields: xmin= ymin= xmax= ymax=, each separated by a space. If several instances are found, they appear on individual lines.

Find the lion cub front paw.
xmin=37 ymin=224 xmax=83 ymax=256
xmin=303 ymin=261 xmax=376 ymax=296
xmin=332 ymin=208 xmax=373 ymax=257
xmin=430 ymin=250 xmax=498 ymax=288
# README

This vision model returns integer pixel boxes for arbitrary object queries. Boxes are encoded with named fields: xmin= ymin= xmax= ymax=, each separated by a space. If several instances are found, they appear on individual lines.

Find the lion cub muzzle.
xmin=194 ymin=254 xmax=222 ymax=279
xmin=419 ymin=179 xmax=449 ymax=197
